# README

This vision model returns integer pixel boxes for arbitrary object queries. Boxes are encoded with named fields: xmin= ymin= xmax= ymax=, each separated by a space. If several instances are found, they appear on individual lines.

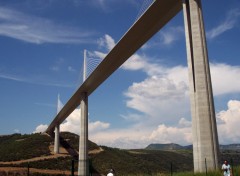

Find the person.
xmin=107 ymin=168 xmax=115 ymax=176
xmin=222 ymin=160 xmax=231 ymax=176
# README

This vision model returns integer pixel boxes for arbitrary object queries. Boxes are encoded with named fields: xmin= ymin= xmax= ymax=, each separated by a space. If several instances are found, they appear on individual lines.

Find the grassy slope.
xmin=0 ymin=133 xmax=52 ymax=161
xmin=91 ymin=146 xmax=193 ymax=175
xmin=0 ymin=133 xmax=240 ymax=175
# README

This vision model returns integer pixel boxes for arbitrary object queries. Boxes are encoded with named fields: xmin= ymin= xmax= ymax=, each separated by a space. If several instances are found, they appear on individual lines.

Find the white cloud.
xmin=124 ymin=75 xmax=189 ymax=123
xmin=122 ymin=54 xmax=190 ymax=125
xmin=118 ymin=54 xmax=240 ymax=147
xmin=91 ymin=51 xmax=107 ymax=59
xmin=122 ymin=54 xmax=152 ymax=72
xmin=140 ymin=26 xmax=184 ymax=49
xmin=159 ymin=26 xmax=184 ymax=45
xmin=68 ymin=66 xmax=76 ymax=72
xmin=0 ymin=73 xmax=26 ymax=82
xmin=122 ymin=55 xmax=240 ymax=125
xmin=14 ymin=129 xmax=20 ymax=133
xmin=89 ymin=100 xmax=240 ymax=149
xmin=33 ymin=98 xmax=240 ymax=149
xmin=211 ymin=63 xmax=240 ymax=95
xmin=0 ymin=7 xmax=95 ymax=44
xmin=149 ymin=123 xmax=192 ymax=144
xmin=33 ymin=124 xmax=48 ymax=133
xmin=89 ymin=117 xmax=192 ymax=149
xmin=122 ymin=53 xmax=166 ymax=76
xmin=120 ymin=113 xmax=143 ymax=122
xmin=217 ymin=100 xmax=240 ymax=144
xmin=89 ymin=127 xmax=152 ymax=149
xmin=207 ymin=8 xmax=240 ymax=39
xmin=97 ymin=34 xmax=115 ymax=51
xmin=0 ymin=72 xmax=73 ymax=87
xmin=89 ymin=121 xmax=110 ymax=132
xmin=60 ymin=108 xmax=110 ymax=134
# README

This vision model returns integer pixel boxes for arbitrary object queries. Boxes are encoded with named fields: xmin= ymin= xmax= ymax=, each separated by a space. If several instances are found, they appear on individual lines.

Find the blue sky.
xmin=0 ymin=0 xmax=240 ymax=149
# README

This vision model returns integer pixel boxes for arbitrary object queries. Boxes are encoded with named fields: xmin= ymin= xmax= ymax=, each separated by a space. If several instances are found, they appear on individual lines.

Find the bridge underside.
xmin=46 ymin=0 xmax=219 ymax=173
xmin=45 ymin=0 xmax=182 ymax=135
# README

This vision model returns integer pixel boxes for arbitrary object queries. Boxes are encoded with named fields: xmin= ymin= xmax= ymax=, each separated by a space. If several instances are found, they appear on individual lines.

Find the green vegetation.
xmin=60 ymin=132 xmax=99 ymax=151
xmin=89 ymin=146 xmax=193 ymax=175
xmin=0 ymin=133 xmax=52 ymax=161
xmin=1 ymin=133 xmax=240 ymax=175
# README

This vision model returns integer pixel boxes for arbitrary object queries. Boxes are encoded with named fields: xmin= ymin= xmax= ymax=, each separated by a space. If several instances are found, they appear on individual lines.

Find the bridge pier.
xmin=54 ymin=124 xmax=60 ymax=154
xmin=54 ymin=94 xmax=62 ymax=154
xmin=78 ymin=92 xmax=89 ymax=176
xmin=182 ymin=0 xmax=219 ymax=172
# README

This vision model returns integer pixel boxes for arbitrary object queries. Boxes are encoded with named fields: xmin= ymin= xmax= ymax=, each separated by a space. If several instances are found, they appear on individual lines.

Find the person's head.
xmin=109 ymin=168 xmax=114 ymax=173
xmin=224 ymin=160 xmax=228 ymax=165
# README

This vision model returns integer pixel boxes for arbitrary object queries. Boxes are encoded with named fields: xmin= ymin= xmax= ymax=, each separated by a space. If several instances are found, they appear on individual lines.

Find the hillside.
xmin=0 ymin=133 xmax=239 ymax=175
xmin=146 ymin=143 xmax=240 ymax=151
xmin=0 ymin=133 xmax=194 ymax=175
xmin=146 ymin=143 xmax=191 ymax=150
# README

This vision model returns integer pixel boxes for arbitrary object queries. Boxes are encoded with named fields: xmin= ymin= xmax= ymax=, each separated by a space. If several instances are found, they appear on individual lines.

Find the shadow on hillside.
xmin=48 ymin=132 xmax=102 ymax=175
xmin=59 ymin=136 xmax=78 ymax=160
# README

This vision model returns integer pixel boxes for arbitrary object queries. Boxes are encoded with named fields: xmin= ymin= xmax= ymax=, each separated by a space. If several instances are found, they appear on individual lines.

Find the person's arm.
xmin=222 ymin=165 xmax=225 ymax=171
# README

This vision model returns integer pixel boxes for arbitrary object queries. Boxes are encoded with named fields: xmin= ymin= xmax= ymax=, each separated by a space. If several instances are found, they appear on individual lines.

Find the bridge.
xmin=45 ymin=0 xmax=220 ymax=175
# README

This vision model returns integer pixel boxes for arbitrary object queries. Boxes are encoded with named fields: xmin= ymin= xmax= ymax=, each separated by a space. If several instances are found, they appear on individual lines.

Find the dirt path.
xmin=0 ymin=166 xmax=76 ymax=175
xmin=0 ymin=153 xmax=69 ymax=165
xmin=0 ymin=145 xmax=70 ymax=165
xmin=0 ymin=145 xmax=104 ymax=175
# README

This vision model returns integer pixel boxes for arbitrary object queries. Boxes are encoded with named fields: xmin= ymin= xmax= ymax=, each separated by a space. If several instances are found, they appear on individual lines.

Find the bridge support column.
xmin=78 ymin=92 xmax=89 ymax=176
xmin=54 ymin=124 xmax=60 ymax=154
xmin=182 ymin=0 xmax=219 ymax=172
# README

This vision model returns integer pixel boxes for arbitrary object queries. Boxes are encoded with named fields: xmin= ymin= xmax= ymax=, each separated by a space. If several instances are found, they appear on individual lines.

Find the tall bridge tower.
xmin=183 ymin=0 xmax=219 ymax=172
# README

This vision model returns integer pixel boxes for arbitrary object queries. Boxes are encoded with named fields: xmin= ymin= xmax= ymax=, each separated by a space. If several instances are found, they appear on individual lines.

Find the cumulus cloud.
xmin=60 ymin=108 xmax=110 ymax=134
xmin=33 ymin=124 xmax=48 ymax=133
xmin=33 ymin=100 xmax=240 ymax=149
xmin=124 ymin=76 xmax=189 ymax=124
xmin=118 ymin=53 xmax=240 ymax=147
xmin=149 ymin=123 xmax=192 ymax=144
xmin=210 ymin=63 xmax=240 ymax=95
xmin=89 ymin=126 xmax=152 ymax=149
xmin=122 ymin=55 xmax=240 ymax=125
xmin=122 ymin=54 xmax=189 ymax=125
xmin=97 ymin=34 xmax=115 ymax=51
xmin=217 ymin=100 xmax=240 ymax=144
xmin=207 ymin=8 xmax=240 ymax=39
xmin=121 ymin=54 xmax=165 ymax=76
xmin=89 ymin=100 xmax=240 ymax=149
xmin=89 ymin=117 xmax=192 ymax=149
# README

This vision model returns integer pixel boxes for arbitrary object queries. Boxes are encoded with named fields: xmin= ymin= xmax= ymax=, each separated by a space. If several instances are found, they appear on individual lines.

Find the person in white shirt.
xmin=222 ymin=160 xmax=231 ymax=176
xmin=107 ymin=168 xmax=115 ymax=176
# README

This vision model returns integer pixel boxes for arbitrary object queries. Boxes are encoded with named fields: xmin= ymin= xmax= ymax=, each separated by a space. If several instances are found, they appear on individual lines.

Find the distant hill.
xmin=146 ymin=143 xmax=240 ymax=151
xmin=146 ymin=143 xmax=191 ymax=150
xmin=220 ymin=144 xmax=240 ymax=150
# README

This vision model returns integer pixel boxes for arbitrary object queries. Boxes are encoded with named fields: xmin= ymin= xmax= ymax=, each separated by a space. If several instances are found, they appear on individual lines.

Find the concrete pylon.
xmin=54 ymin=124 xmax=60 ymax=154
xmin=182 ymin=0 xmax=219 ymax=172
xmin=54 ymin=94 xmax=61 ymax=154
xmin=78 ymin=92 xmax=89 ymax=176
